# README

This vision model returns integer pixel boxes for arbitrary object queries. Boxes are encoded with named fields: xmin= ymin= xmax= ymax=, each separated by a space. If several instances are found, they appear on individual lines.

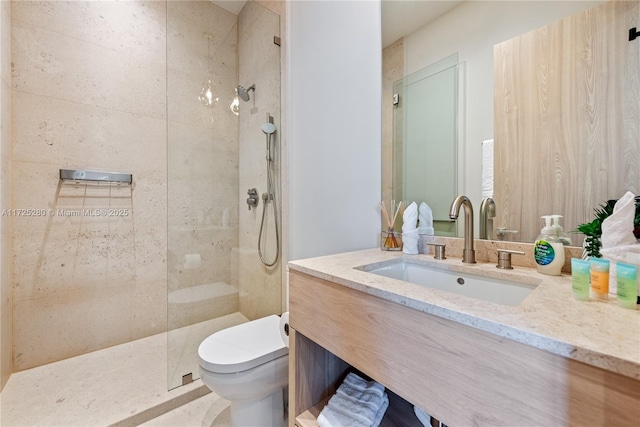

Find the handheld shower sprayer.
xmin=262 ymin=121 xmax=277 ymax=162
xmin=262 ymin=122 xmax=276 ymax=135
xmin=258 ymin=115 xmax=279 ymax=267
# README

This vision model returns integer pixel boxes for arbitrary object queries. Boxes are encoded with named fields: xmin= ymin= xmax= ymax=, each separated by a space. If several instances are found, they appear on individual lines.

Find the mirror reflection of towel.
xmin=481 ymin=139 xmax=493 ymax=198
xmin=418 ymin=202 xmax=434 ymax=235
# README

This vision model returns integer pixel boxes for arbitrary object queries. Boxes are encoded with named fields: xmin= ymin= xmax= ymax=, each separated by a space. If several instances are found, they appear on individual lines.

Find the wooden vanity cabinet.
xmin=288 ymin=270 xmax=640 ymax=426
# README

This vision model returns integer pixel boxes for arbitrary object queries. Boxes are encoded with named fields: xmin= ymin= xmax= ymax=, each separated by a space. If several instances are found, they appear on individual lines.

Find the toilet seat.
xmin=198 ymin=314 xmax=288 ymax=374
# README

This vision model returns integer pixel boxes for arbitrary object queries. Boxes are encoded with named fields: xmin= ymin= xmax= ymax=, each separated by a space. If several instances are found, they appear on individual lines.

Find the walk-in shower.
xmin=1 ymin=1 xmax=282 ymax=424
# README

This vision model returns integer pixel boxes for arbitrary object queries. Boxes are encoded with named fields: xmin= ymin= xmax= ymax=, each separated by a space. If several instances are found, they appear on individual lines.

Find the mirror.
xmin=382 ymin=0 xmax=637 ymax=245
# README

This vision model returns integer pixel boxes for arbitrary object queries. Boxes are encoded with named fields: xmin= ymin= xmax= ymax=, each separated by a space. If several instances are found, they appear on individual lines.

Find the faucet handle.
xmin=496 ymin=249 xmax=525 ymax=270
xmin=425 ymin=242 xmax=446 ymax=260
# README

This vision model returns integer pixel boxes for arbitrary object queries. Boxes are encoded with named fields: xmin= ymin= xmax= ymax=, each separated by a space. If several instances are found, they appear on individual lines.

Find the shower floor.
xmin=0 ymin=312 xmax=248 ymax=426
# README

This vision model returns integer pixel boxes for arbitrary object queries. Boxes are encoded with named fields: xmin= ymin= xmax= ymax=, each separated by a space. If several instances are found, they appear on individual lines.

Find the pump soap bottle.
xmin=534 ymin=215 xmax=565 ymax=276
xmin=551 ymin=215 xmax=572 ymax=245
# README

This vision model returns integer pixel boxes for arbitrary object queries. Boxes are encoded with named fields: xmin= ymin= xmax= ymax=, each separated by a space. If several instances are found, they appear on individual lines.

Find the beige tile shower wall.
xmin=166 ymin=1 xmax=239 ymax=330
xmin=10 ymin=1 xmax=168 ymax=371
xmin=0 ymin=0 xmax=12 ymax=390
xmin=237 ymin=2 xmax=282 ymax=320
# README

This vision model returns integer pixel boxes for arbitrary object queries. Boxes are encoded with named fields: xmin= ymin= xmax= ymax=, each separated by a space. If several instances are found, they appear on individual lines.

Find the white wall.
xmin=288 ymin=1 xmax=382 ymax=260
xmin=402 ymin=1 xmax=603 ymax=234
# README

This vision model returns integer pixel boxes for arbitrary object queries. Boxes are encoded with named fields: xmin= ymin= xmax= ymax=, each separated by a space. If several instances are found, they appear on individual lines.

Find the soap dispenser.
xmin=534 ymin=215 xmax=565 ymax=276
xmin=551 ymin=215 xmax=572 ymax=246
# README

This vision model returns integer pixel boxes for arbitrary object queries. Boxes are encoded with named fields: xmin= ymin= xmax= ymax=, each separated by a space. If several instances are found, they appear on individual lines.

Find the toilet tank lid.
xmin=198 ymin=314 xmax=288 ymax=374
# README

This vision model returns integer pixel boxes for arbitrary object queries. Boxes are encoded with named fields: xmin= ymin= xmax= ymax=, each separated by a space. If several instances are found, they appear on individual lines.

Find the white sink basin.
xmin=357 ymin=259 xmax=536 ymax=306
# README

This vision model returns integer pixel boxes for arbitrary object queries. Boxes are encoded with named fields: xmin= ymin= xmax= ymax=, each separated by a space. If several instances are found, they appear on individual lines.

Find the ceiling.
xmin=382 ymin=0 xmax=464 ymax=47
xmin=212 ymin=0 xmax=247 ymax=15
xmin=211 ymin=1 xmax=464 ymax=48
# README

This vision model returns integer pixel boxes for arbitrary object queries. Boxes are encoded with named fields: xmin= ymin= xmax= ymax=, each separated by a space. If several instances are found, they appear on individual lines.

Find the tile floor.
xmin=0 ymin=313 xmax=247 ymax=426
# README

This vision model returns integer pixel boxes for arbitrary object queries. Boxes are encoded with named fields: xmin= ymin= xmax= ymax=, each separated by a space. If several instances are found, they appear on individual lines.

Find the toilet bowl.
xmin=198 ymin=314 xmax=289 ymax=427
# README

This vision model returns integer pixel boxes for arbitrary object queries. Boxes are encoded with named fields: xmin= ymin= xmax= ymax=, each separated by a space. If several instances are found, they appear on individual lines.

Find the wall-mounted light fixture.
xmin=199 ymin=34 xmax=219 ymax=108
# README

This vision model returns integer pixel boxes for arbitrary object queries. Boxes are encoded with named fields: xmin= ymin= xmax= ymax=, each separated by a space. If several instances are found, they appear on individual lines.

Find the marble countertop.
xmin=288 ymin=248 xmax=640 ymax=380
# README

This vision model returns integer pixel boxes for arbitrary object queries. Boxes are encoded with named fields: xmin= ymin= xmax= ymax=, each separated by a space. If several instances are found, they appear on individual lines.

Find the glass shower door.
xmin=166 ymin=0 xmax=281 ymax=391
xmin=392 ymin=54 xmax=459 ymax=237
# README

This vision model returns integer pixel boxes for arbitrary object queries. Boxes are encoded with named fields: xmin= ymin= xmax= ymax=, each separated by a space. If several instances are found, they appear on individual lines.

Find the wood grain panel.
xmin=289 ymin=328 xmax=350 ymax=426
xmin=494 ymin=1 xmax=640 ymax=243
xmin=289 ymin=271 xmax=640 ymax=426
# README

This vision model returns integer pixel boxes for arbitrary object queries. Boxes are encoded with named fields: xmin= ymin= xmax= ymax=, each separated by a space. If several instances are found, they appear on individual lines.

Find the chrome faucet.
xmin=449 ymin=195 xmax=476 ymax=263
xmin=479 ymin=197 xmax=496 ymax=240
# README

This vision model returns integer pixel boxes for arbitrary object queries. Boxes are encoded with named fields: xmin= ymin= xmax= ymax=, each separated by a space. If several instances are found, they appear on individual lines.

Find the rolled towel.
xmin=402 ymin=231 xmax=419 ymax=255
xmin=601 ymin=191 xmax=637 ymax=249
xmin=402 ymin=202 xmax=418 ymax=232
xmin=317 ymin=373 xmax=386 ymax=427
xmin=403 ymin=202 xmax=419 ymax=255
xmin=418 ymin=202 xmax=434 ymax=235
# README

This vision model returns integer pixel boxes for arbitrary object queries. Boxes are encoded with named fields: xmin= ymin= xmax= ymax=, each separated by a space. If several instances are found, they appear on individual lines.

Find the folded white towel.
xmin=317 ymin=373 xmax=387 ymax=427
xmin=601 ymin=191 xmax=637 ymax=249
xmin=338 ymin=372 xmax=384 ymax=403
xmin=371 ymin=393 xmax=389 ymax=427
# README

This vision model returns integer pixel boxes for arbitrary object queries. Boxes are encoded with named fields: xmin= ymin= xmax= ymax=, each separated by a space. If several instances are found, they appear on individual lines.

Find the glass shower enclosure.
xmin=166 ymin=1 xmax=282 ymax=390
xmin=392 ymin=54 xmax=460 ymax=237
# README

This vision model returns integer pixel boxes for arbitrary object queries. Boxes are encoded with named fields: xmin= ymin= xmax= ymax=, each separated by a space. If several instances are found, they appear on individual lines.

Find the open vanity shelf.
xmin=291 ymin=333 xmax=428 ymax=427
xmin=287 ymin=268 xmax=639 ymax=426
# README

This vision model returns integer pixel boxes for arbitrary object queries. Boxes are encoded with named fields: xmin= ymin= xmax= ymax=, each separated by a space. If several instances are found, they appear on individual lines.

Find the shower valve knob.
xmin=247 ymin=188 xmax=259 ymax=210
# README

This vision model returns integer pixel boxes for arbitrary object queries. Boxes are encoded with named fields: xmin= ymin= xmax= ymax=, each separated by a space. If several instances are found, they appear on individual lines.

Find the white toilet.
xmin=198 ymin=314 xmax=289 ymax=427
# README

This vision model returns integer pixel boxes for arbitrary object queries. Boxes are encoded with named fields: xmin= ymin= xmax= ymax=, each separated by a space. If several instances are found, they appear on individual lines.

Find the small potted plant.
xmin=575 ymin=197 xmax=640 ymax=259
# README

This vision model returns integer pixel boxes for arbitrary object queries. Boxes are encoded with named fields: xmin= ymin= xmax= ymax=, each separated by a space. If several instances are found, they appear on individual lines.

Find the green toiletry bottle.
xmin=571 ymin=258 xmax=590 ymax=301
xmin=616 ymin=262 xmax=638 ymax=310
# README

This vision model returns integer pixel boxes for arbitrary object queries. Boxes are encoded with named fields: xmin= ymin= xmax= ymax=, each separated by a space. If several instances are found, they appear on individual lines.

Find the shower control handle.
xmin=247 ymin=188 xmax=259 ymax=210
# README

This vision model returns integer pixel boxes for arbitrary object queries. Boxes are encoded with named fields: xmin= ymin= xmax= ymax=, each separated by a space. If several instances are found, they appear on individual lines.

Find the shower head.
xmin=262 ymin=122 xmax=276 ymax=135
xmin=236 ymin=84 xmax=255 ymax=102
